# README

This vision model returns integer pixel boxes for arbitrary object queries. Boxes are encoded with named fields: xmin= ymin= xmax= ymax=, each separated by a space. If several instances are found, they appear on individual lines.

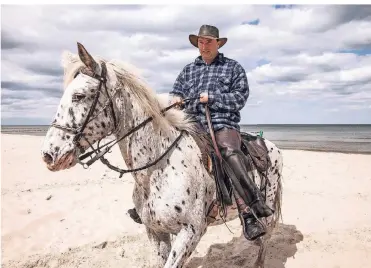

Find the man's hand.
xmin=170 ymin=96 xmax=183 ymax=107
xmin=200 ymin=92 xmax=208 ymax=103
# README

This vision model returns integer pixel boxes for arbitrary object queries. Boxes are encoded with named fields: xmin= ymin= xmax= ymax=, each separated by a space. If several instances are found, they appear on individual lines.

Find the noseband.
xmin=50 ymin=62 xmax=195 ymax=177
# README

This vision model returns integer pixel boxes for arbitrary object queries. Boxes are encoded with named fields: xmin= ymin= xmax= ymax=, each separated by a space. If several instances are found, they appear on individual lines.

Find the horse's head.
xmin=41 ymin=43 xmax=118 ymax=171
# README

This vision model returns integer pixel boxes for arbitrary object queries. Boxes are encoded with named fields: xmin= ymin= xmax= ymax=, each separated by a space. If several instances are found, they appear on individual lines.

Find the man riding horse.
xmin=130 ymin=24 xmax=273 ymax=241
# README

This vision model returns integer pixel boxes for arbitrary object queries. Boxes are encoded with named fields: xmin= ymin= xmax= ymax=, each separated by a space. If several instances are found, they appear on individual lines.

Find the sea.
xmin=1 ymin=124 xmax=371 ymax=154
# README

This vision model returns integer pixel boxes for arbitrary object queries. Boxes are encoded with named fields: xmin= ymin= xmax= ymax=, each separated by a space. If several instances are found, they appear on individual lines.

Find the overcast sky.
xmin=1 ymin=4 xmax=371 ymax=125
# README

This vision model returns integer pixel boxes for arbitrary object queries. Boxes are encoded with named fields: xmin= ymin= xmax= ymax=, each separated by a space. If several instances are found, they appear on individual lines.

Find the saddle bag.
xmin=240 ymin=132 xmax=271 ymax=173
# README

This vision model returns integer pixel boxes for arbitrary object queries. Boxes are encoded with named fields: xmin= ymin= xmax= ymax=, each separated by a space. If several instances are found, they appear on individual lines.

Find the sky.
xmin=1 ymin=4 xmax=371 ymax=125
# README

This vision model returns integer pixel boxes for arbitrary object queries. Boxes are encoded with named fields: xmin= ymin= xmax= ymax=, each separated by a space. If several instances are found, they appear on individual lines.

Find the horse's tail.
xmin=273 ymin=174 xmax=283 ymax=227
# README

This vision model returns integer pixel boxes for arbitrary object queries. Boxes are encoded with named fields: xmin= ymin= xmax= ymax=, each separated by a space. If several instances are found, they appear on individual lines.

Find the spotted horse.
xmin=41 ymin=43 xmax=283 ymax=268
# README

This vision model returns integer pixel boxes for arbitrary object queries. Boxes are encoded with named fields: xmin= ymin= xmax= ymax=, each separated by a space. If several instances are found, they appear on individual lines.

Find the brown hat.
xmin=189 ymin=24 xmax=228 ymax=48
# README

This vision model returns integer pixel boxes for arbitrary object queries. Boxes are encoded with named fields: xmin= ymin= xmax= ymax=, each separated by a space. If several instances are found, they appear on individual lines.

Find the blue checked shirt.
xmin=170 ymin=53 xmax=249 ymax=132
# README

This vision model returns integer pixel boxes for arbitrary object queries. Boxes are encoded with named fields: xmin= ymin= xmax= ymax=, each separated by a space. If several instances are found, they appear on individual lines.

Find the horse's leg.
xmin=163 ymin=222 xmax=206 ymax=268
xmin=146 ymin=226 xmax=172 ymax=268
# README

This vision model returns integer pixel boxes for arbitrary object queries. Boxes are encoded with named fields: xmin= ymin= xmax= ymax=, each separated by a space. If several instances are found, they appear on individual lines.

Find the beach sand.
xmin=1 ymin=133 xmax=371 ymax=268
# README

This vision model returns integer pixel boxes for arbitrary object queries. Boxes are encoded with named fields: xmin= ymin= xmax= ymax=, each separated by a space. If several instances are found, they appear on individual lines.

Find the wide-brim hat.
xmin=189 ymin=24 xmax=228 ymax=48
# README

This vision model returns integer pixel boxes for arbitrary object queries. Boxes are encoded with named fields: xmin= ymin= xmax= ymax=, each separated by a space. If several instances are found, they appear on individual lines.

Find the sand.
xmin=1 ymin=133 xmax=371 ymax=268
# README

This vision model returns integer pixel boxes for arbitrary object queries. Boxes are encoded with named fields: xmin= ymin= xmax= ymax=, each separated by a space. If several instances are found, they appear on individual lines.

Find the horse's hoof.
xmin=128 ymin=208 xmax=142 ymax=224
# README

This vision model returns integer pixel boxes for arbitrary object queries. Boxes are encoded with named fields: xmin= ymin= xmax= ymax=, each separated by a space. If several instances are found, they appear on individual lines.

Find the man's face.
xmin=198 ymin=36 xmax=219 ymax=61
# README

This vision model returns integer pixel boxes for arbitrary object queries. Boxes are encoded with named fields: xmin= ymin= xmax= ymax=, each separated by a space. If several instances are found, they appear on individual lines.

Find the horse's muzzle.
xmin=42 ymin=150 xmax=77 ymax=171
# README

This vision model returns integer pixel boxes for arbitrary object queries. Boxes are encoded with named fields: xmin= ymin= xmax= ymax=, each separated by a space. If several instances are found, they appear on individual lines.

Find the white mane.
xmin=61 ymin=51 xmax=197 ymax=135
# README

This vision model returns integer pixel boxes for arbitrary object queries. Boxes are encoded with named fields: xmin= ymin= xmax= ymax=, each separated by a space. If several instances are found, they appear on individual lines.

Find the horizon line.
xmin=2 ymin=123 xmax=371 ymax=126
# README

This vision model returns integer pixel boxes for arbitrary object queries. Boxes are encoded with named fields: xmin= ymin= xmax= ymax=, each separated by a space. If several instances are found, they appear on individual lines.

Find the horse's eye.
xmin=72 ymin=93 xmax=86 ymax=102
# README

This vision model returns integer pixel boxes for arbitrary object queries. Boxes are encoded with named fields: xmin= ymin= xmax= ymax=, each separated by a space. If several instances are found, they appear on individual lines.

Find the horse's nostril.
xmin=43 ymin=152 xmax=53 ymax=164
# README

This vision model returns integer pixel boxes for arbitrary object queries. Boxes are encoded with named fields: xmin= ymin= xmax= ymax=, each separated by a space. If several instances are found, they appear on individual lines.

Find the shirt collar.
xmin=195 ymin=52 xmax=225 ymax=65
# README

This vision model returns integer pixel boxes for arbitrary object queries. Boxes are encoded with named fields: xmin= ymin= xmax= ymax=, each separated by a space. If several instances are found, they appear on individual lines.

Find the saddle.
xmin=190 ymin=130 xmax=271 ymax=206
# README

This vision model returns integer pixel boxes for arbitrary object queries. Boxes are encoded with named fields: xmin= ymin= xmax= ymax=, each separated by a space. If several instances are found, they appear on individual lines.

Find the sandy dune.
xmin=1 ymin=134 xmax=371 ymax=267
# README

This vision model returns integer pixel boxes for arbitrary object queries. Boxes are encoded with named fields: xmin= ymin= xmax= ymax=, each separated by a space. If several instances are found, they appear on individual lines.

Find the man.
xmin=169 ymin=24 xmax=273 ymax=241
xmin=127 ymin=24 xmax=273 ymax=241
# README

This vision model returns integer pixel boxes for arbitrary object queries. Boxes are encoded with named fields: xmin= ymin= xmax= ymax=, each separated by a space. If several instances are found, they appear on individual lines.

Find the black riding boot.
xmin=224 ymin=149 xmax=274 ymax=240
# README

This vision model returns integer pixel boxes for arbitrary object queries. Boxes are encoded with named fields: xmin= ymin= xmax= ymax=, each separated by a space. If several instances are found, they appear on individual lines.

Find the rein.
xmin=78 ymin=98 xmax=197 ymax=177
xmin=205 ymin=105 xmax=233 ymax=233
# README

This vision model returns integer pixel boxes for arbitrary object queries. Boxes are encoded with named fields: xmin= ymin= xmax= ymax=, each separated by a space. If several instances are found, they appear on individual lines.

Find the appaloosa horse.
xmin=41 ymin=43 xmax=283 ymax=268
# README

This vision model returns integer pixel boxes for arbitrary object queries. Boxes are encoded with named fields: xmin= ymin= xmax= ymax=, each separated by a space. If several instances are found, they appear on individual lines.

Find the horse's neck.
xmin=113 ymin=91 xmax=178 ymax=186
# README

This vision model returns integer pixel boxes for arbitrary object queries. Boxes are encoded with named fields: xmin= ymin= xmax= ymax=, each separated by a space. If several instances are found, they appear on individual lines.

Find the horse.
xmin=41 ymin=43 xmax=283 ymax=268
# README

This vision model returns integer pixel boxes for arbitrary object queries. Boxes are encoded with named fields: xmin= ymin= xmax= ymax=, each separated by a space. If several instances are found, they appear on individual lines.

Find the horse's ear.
xmin=77 ymin=42 xmax=98 ymax=72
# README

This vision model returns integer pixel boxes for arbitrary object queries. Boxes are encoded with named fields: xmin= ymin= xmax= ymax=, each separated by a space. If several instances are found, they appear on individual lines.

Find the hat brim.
xmin=189 ymin=34 xmax=227 ymax=48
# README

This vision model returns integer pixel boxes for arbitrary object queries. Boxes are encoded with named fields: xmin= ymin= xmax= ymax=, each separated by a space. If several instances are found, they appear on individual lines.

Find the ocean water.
xmin=240 ymin=124 xmax=371 ymax=154
xmin=2 ymin=124 xmax=371 ymax=154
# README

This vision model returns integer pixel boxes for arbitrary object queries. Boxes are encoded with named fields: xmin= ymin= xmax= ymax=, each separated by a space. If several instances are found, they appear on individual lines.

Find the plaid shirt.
xmin=170 ymin=53 xmax=249 ymax=132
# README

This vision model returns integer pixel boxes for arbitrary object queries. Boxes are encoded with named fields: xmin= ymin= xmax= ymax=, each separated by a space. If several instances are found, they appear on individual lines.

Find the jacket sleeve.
xmin=208 ymin=63 xmax=249 ymax=112
xmin=169 ymin=67 xmax=188 ymax=99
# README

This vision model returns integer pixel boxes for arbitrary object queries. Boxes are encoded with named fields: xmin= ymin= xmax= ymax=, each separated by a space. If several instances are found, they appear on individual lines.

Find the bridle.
xmin=51 ymin=62 xmax=197 ymax=177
